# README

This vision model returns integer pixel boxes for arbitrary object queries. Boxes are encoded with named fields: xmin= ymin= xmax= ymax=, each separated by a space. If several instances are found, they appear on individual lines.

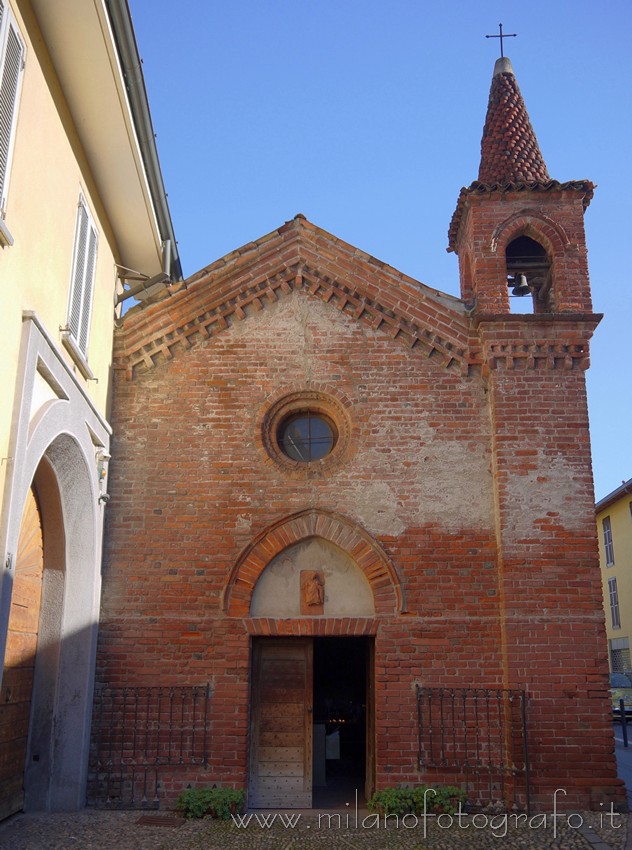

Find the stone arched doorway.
xmin=23 ymin=436 xmax=98 ymax=813
xmin=0 ymin=317 xmax=110 ymax=817
xmin=1 ymin=432 xmax=100 ymax=816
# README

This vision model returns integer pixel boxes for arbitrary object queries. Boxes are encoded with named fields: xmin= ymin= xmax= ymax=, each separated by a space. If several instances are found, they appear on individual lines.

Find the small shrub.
xmin=412 ymin=784 xmax=466 ymax=815
xmin=176 ymin=786 xmax=245 ymax=819
xmin=367 ymin=786 xmax=414 ymax=816
xmin=368 ymin=784 xmax=466 ymax=816
xmin=175 ymin=788 xmax=212 ymax=819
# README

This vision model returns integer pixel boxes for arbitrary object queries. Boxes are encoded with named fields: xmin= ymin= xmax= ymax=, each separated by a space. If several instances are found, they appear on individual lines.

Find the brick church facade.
xmin=95 ymin=57 xmax=622 ymax=811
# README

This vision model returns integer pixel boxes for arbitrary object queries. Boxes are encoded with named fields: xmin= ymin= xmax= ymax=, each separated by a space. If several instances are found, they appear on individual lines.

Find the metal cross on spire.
xmin=485 ymin=23 xmax=517 ymax=58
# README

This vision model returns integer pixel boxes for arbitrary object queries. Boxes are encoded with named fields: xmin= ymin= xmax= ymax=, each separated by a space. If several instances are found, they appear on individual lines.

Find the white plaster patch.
xmin=353 ymin=438 xmax=493 ymax=532
xmin=503 ymin=453 xmax=588 ymax=537
xmin=346 ymin=480 xmax=406 ymax=537
xmin=411 ymin=439 xmax=494 ymax=529
xmin=235 ymin=514 xmax=252 ymax=531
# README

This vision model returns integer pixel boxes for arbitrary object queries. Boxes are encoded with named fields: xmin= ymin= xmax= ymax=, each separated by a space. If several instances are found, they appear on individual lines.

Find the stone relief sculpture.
xmin=300 ymin=570 xmax=325 ymax=615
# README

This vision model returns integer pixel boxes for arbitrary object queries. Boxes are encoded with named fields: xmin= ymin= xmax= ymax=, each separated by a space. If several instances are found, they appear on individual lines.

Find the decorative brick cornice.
xmin=484 ymin=340 xmax=590 ymax=371
xmin=448 ymin=180 xmax=595 ymax=253
xmin=222 ymin=509 xmax=405 ymax=617
xmin=475 ymin=315 xmax=601 ymax=371
xmin=115 ymin=260 xmax=469 ymax=378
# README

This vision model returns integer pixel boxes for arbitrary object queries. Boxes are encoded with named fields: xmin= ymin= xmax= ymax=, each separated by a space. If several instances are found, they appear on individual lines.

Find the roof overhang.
xmin=596 ymin=478 xmax=632 ymax=514
xmin=29 ymin=0 xmax=176 ymax=278
xmin=447 ymin=180 xmax=595 ymax=254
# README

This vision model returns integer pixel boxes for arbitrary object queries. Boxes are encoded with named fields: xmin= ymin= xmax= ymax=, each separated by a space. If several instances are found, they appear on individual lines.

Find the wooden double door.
xmin=249 ymin=637 xmax=373 ymax=809
xmin=0 ymin=488 xmax=44 ymax=820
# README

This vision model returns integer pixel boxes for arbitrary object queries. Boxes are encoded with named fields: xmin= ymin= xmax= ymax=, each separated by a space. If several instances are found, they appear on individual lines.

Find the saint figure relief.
xmin=300 ymin=570 xmax=325 ymax=614
xmin=305 ymin=572 xmax=324 ymax=606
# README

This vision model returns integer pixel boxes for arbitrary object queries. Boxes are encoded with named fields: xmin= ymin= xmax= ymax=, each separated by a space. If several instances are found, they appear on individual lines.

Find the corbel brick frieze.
xmin=115 ymin=262 xmax=470 ymax=378
xmin=475 ymin=315 xmax=601 ymax=371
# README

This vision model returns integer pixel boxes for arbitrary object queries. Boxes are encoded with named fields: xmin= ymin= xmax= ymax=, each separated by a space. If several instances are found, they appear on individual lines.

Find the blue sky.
xmin=129 ymin=0 xmax=631 ymax=501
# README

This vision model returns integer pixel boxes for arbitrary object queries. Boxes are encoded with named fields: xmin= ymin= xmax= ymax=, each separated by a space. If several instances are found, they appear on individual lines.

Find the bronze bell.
xmin=510 ymin=274 xmax=530 ymax=297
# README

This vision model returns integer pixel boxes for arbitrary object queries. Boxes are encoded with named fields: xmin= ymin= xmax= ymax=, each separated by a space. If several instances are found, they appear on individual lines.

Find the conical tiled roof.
xmin=477 ymin=57 xmax=550 ymax=184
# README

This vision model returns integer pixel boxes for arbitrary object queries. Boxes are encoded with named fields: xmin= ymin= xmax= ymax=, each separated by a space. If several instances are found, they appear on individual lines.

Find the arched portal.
xmin=23 ymin=435 xmax=98 ymax=812
xmin=0 ymin=434 xmax=99 ymax=815
xmin=0 ymin=316 xmax=110 ymax=817
xmin=225 ymin=511 xmax=402 ymax=810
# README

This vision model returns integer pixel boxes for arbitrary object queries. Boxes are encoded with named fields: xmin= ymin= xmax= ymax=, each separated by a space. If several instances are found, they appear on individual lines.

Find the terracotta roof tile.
xmin=478 ymin=57 xmax=550 ymax=185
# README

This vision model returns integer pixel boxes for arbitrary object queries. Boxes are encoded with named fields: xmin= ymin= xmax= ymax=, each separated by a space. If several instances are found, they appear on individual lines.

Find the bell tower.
xmin=448 ymin=56 xmax=595 ymax=315
xmin=447 ymin=54 xmax=621 ymax=809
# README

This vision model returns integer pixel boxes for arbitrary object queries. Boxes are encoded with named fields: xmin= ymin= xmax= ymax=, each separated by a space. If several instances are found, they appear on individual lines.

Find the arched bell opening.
xmin=505 ymin=235 xmax=552 ymax=314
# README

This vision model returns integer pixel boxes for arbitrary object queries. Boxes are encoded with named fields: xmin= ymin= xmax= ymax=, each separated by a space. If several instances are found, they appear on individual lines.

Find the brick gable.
xmin=115 ymin=215 xmax=471 ymax=378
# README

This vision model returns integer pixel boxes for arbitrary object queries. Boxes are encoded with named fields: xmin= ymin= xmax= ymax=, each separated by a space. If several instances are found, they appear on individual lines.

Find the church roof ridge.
xmin=477 ymin=55 xmax=550 ymax=186
xmin=126 ymin=213 xmax=465 ymax=316
xmin=114 ymin=215 xmax=472 ymax=378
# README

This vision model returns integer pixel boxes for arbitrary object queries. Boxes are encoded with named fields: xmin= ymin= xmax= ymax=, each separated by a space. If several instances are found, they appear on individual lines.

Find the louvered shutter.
xmin=0 ymin=4 xmax=25 ymax=212
xmin=68 ymin=203 xmax=88 ymax=341
xmin=79 ymin=224 xmax=97 ymax=352
xmin=68 ymin=198 xmax=98 ymax=356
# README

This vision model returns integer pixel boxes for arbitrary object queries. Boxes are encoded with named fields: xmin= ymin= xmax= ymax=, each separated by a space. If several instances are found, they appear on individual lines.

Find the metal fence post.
xmin=620 ymin=700 xmax=628 ymax=748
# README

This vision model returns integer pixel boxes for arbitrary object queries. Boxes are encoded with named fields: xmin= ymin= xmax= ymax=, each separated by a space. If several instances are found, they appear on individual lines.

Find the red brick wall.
xmin=96 ymin=218 xmax=621 ymax=811
xmin=481 ymin=319 xmax=616 ymax=808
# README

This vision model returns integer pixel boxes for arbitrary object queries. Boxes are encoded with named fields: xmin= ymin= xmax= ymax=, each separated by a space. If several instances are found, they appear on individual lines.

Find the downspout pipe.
xmin=104 ymin=0 xmax=183 ymax=281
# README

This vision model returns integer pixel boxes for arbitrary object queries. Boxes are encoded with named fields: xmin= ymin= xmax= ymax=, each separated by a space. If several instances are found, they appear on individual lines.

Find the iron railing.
xmin=88 ymin=684 xmax=211 ymax=807
xmin=416 ymin=686 xmax=529 ymax=812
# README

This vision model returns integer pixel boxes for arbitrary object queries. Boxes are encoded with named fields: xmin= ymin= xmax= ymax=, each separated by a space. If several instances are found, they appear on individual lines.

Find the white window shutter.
xmin=79 ymin=224 xmax=97 ymax=352
xmin=69 ymin=203 xmax=88 ymax=341
xmin=0 ymin=8 xmax=25 ymax=213
xmin=68 ymin=198 xmax=98 ymax=356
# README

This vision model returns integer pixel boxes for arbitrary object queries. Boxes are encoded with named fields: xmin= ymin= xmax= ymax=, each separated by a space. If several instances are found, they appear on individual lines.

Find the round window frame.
xmin=261 ymin=390 xmax=352 ymax=475
xmin=276 ymin=410 xmax=338 ymax=463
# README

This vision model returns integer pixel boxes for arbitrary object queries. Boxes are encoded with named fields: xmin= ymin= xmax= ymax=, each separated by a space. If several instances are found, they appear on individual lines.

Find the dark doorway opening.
xmin=312 ymin=637 xmax=370 ymax=809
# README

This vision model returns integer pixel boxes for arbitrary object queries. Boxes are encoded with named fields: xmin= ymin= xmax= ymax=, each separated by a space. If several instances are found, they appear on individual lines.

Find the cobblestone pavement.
xmin=0 ymin=809 xmax=629 ymax=850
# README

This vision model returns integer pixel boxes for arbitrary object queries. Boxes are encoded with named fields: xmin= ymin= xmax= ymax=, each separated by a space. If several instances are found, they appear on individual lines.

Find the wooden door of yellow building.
xmin=0 ymin=488 xmax=44 ymax=820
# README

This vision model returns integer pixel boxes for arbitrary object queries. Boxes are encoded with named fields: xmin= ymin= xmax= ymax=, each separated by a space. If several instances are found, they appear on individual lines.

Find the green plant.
xmin=367 ymin=786 xmax=414 ymax=816
xmin=367 ymin=784 xmax=466 ymax=817
xmin=175 ymin=786 xmax=245 ymax=819
xmin=412 ymin=784 xmax=466 ymax=815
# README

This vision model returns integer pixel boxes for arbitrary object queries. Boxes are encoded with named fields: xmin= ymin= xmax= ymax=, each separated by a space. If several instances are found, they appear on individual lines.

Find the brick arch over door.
xmin=223 ymin=509 xmax=404 ymax=617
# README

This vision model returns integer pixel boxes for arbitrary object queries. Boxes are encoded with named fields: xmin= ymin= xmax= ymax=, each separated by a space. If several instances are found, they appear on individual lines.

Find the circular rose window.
xmin=260 ymin=390 xmax=352 ymax=474
xmin=277 ymin=411 xmax=337 ymax=462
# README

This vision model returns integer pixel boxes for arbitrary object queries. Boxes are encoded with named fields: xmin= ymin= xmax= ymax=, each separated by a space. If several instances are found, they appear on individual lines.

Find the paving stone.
xmin=0 ymin=810 xmax=628 ymax=850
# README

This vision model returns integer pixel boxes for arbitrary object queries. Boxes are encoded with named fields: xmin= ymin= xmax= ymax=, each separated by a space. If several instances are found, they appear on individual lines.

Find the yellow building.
xmin=0 ymin=0 xmax=179 ymax=817
xmin=598 ymin=478 xmax=632 ymax=674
